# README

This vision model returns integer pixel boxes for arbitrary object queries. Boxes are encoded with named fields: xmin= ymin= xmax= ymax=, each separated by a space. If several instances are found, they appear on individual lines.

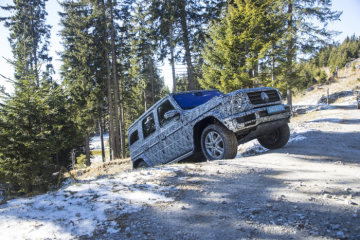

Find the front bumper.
xmin=222 ymin=104 xmax=292 ymax=133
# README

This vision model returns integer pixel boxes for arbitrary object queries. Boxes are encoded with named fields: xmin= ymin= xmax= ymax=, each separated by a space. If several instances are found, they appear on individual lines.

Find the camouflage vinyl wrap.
xmin=128 ymin=87 xmax=291 ymax=167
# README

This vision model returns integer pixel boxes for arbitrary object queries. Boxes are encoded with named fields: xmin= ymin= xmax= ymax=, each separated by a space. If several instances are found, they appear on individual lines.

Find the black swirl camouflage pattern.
xmin=128 ymin=87 xmax=291 ymax=167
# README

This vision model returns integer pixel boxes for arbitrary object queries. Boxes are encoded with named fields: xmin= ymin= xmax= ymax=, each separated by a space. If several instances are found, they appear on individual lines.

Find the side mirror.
xmin=164 ymin=110 xmax=180 ymax=120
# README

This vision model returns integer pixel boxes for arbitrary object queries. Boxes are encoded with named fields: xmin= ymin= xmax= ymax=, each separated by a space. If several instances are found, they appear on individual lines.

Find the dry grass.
xmin=293 ymin=61 xmax=360 ymax=105
xmin=64 ymin=158 xmax=133 ymax=180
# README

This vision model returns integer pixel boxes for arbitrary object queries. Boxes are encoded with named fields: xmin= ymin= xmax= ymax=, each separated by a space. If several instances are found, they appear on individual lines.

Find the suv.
xmin=128 ymin=87 xmax=291 ymax=168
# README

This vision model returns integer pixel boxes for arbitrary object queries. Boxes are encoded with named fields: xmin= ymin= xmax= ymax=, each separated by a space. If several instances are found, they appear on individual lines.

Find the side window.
xmin=142 ymin=113 xmax=156 ymax=138
xmin=157 ymin=100 xmax=175 ymax=127
xmin=129 ymin=130 xmax=139 ymax=145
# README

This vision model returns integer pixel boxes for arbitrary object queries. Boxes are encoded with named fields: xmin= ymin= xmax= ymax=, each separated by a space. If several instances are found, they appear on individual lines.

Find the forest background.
xmin=0 ymin=0 xmax=359 ymax=194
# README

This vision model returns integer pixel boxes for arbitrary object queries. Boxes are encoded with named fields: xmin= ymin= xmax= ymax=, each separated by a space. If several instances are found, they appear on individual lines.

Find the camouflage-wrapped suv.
xmin=128 ymin=87 xmax=291 ymax=168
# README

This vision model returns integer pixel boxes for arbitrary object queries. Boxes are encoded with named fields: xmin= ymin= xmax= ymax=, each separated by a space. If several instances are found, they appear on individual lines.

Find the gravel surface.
xmin=104 ymin=106 xmax=360 ymax=240
xmin=1 ymin=106 xmax=359 ymax=240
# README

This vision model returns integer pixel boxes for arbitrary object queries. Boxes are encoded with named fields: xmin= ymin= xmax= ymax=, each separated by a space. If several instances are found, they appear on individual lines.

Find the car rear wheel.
xmin=135 ymin=160 xmax=148 ymax=169
xmin=257 ymin=123 xmax=290 ymax=150
xmin=201 ymin=124 xmax=237 ymax=160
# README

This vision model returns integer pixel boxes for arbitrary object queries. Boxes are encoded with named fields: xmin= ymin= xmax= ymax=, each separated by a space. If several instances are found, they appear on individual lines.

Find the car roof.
xmin=169 ymin=89 xmax=221 ymax=97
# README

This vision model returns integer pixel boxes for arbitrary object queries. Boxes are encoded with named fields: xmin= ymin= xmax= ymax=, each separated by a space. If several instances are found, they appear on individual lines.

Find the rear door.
xmin=140 ymin=111 xmax=163 ymax=165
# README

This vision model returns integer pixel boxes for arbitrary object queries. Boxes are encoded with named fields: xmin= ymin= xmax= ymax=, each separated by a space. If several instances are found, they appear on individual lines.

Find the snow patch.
xmin=0 ymin=168 xmax=178 ymax=239
xmin=90 ymin=133 xmax=109 ymax=150
xmin=288 ymin=135 xmax=307 ymax=143
xmin=237 ymin=139 xmax=267 ymax=157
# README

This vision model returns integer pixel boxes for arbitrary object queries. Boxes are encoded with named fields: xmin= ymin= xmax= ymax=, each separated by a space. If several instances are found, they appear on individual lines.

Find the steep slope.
xmin=293 ymin=59 xmax=360 ymax=105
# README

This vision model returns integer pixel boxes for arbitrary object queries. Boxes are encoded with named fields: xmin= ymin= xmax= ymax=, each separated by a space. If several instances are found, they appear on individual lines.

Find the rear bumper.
xmin=222 ymin=105 xmax=291 ymax=134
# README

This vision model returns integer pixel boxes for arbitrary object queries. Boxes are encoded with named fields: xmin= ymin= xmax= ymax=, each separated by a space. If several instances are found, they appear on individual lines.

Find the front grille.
xmin=247 ymin=90 xmax=280 ymax=105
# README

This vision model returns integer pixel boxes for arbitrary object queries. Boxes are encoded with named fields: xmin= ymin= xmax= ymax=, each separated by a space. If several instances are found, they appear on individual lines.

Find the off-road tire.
xmin=257 ymin=123 xmax=290 ymax=150
xmin=201 ymin=124 xmax=237 ymax=160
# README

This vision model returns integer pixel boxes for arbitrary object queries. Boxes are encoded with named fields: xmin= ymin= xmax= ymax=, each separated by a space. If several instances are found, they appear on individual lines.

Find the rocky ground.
xmin=1 ymin=105 xmax=360 ymax=240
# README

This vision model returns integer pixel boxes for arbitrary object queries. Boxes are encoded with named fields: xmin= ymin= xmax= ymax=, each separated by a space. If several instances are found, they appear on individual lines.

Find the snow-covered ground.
xmin=0 ymin=127 xmax=313 ymax=239
xmin=90 ymin=133 xmax=109 ymax=150
xmin=0 ymin=168 xmax=179 ymax=239
xmin=90 ymin=133 xmax=110 ymax=164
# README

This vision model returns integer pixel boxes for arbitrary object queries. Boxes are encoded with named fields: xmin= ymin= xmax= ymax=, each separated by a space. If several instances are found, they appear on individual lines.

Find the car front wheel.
xmin=201 ymin=124 xmax=238 ymax=160
xmin=257 ymin=123 xmax=290 ymax=150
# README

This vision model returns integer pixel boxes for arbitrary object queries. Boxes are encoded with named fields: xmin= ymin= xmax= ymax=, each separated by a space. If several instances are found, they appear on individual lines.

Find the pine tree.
xmin=280 ymin=0 xmax=341 ymax=106
xmin=149 ymin=0 xmax=226 ymax=91
xmin=200 ymin=0 xmax=283 ymax=93
xmin=0 ymin=0 xmax=81 ymax=193
xmin=128 ymin=1 xmax=166 ymax=112
xmin=1 ymin=0 xmax=53 ymax=84
xmin=60 ymin=0 xmax=104 ymax=165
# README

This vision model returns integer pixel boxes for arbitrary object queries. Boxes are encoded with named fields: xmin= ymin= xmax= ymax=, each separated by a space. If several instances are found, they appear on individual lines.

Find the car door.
xmin=140 ymin=111 xmax=163 ymax=166
xmin=157 ymin=99 xmax=193 ymax=163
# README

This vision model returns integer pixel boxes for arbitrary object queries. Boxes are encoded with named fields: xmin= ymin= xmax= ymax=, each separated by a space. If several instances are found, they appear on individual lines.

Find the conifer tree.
xmin=280 ymin=0 xmax=341 ymax=106
xmin=1 ymin=0 xmax=53 ymax=84
xmin=0 ymin=0 xmax=80 ymax=193
xmin=128 ymin=1 xmax=166 ymax=113
xmin=200 ymin=0 xmax=283 ymax=93
xmin=60 ymin=0 xmax=105 ymax=165
xmin=149 ymin=0 xmax=226 ymax=91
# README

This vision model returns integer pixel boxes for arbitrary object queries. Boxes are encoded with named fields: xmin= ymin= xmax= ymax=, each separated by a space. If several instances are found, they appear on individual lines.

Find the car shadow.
xmin=307 ymin=118 xmax=360 ymax=124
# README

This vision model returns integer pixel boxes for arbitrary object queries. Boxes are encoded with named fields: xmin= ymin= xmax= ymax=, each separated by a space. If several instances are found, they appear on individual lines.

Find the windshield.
xmin=173 ymin=90 xmax=223 ymax=110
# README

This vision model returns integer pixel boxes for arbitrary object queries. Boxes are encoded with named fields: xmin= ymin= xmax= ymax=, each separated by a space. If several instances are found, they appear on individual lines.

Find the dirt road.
xmin=104 ymin=106 xmax=360 ymax=240
xmin=1 ymin=106 xmax=359 ymax=240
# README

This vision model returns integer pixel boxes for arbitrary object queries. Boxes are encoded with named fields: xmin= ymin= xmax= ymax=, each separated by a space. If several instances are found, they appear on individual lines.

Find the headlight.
xmin=231 ymin=93 xmax=243 ymax=114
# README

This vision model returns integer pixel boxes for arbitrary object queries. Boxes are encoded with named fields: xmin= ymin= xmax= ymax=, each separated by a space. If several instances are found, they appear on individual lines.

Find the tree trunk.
xmin=167 ymin=0 xmax=176 ymax=93
xmin=99 ymin=115 xmax=105 ymax=162
xmin=144 ymin=90 xmax=147 ymax=111
xmin=120 ymin=103 xmax=126 ymax=158
xmin=169 ymin=22 xmax=176 ymax=93
xmin=150 ymin=56 xmax=155 ymax=105
xmin=271 ymin=45 xmax=275 ymax=87
xmin=109 ymin=0 xmax=121 ymax=159
xmin=286 ymin=1 xmax=294 ymax=107
xmin=102 ymin=0 xmax=115 ymax=160
xmin=118 ymin=68 xmax=126 ymax=158
xmin=71 ymin=149 xmax=76 ymax=169
xmin=29 ymin=4 xmax=39 ymax=85
xmin=85 ymin=135 xmax=91 ymax=166
xmin=179 ymin=0 xmax=195 ymax=90
xmin=55 ymin=153 xmax=59 ymax=167
xmin=32 ymin=25 xmax=39 ymax=84
xmin=108 ymin=128 xmax=113 ymax=160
